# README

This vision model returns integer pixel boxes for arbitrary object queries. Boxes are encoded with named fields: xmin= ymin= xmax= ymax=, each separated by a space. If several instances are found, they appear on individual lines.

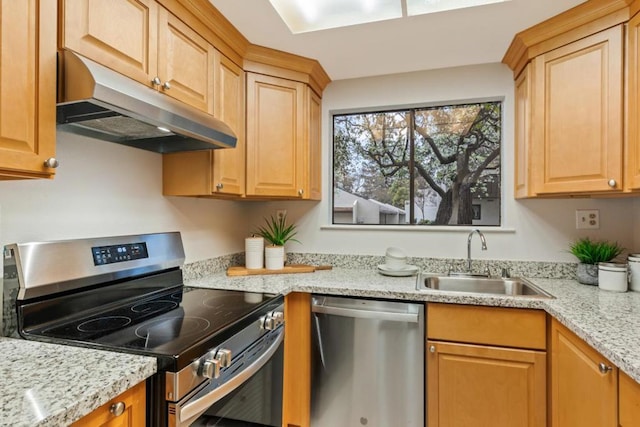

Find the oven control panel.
xmin=91 ymin=242 xmax=149 ymax=265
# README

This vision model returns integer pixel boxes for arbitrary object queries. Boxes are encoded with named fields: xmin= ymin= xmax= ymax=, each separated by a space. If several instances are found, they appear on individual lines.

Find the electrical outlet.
xmin=276 ymin=209 xmax=287 ymax=220
xmin=576 ymin=209 xmax=600 ymax=229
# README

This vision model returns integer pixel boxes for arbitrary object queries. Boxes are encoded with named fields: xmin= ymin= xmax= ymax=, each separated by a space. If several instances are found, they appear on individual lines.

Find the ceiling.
xmin=210 ymin=0 xmax=586 ymax=81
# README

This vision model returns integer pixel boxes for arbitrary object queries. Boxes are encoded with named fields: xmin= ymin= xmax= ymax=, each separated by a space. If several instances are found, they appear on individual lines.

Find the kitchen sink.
xmin=416 ymin=274 xmax=554 ymax=298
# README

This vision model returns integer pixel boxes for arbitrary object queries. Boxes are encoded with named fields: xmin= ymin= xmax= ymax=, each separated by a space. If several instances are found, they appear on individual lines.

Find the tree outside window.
xmin=333 ymin=101 xmax=501 ymax=226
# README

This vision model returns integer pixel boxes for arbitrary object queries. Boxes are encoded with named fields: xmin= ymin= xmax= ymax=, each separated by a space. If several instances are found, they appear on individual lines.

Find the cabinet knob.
xmin=162 ymin=81 xmax=171 ymax=90
xmin=216 ymin=183 xmax=224 ymax=191
xmin=151 ymin=76 xmax=162 ymax=86
xmin=298 ymin=189 xmax=304 ymax=196
xmin=598 ymin=362 xmax=613 ymax=374
xmin=43 ymin=157 xmax=59 ymax=169
xmin=608 ymin=179 xmax=617 ymax=188
xmin=429 ymin=345 xmax=436 ymax=353
xmin=109 ymin=401 xmax=126 ymax=417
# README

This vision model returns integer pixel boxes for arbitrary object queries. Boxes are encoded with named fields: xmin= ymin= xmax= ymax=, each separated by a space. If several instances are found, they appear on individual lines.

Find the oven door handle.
xmin=178 ymin=328 xmax=284 ymax=426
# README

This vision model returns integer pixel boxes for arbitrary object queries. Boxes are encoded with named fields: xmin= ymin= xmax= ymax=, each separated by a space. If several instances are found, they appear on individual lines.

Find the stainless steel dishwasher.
xmin=310 ymin=295 xmax=424 ymax=427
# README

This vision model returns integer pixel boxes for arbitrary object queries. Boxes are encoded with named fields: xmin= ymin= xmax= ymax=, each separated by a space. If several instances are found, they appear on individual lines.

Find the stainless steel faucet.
xmin=467 ymin=229 xmax=487 ymax=273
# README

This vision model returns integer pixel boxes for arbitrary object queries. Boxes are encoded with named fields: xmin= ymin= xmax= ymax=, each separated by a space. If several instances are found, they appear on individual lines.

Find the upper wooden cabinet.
xmin=626 ymin=10 xmax=640 ymax=191
xmin=61 ymin=0 xmax=158 ymax=87
xmin=163 ymin=54 xmax=245 ymax=197
xmin=550 ymin=318 xmax=618 ymax=427
xmin=247 ymin=73 xmax=308 ymax=199
xmin=504 ymin=0 xmax=640 ymax=197
xmin=532 ymin=26 xmax=623 ymax=195
xmin=0 ymin=0 xmax=57 ymax=179
xmin=514 ymin=64 xmax=533 ymax=198
xmin=61 ymin=0 xmax=215 ymax=114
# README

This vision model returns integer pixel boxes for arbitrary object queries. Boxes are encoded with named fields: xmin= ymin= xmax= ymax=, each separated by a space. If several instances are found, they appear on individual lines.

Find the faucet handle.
xmin=501 ymin=267 xmax=510 ymax=279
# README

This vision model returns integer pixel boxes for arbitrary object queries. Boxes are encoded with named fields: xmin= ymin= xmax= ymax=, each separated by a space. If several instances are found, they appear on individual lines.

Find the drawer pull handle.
xmin=110 ymin=401 xmax=126 ymax=417
xmin=598 ymin=362 xmax=613 ymax=374
xmin=429 ymin=345 xmax=436 ymax=353
xmin=608 ymin=179 xmax=617 ymax=188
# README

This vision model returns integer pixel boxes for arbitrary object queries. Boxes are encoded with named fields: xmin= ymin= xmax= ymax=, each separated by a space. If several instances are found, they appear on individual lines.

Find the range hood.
xmin=56 ymin=50 xmax=237 ymax=153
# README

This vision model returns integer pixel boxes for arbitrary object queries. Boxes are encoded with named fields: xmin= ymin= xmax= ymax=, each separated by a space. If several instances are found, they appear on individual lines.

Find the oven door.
xmin=169 ymin=327 xmax=283 ymax=427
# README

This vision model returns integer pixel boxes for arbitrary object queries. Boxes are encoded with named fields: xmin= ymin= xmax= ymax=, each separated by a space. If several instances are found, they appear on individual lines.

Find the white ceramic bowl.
xmin=385 ymin=247 xmax=407 ymax=270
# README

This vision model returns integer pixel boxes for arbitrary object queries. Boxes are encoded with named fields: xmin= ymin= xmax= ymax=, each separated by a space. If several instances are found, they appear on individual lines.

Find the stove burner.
xmin=77 ymin=316 xmax=132 ymax=333
xmin=134 ymin=316 xmax=211 ymax=341
xmin=202 ymin=295 xmax=259 ymax=319
xmin=131 ymin=300 xmax=177 ymax=313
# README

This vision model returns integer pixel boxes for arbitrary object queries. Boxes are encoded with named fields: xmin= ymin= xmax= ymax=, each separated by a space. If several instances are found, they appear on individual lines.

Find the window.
xmin=333 ymin=101 xmax=501 ymax=226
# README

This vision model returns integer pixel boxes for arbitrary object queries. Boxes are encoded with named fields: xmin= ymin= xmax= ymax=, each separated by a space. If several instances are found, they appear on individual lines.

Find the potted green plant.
xmin=569 ymin=237 xmax=624 ymax=285
xmin=255 ymin=214 xmax=299 ymax=270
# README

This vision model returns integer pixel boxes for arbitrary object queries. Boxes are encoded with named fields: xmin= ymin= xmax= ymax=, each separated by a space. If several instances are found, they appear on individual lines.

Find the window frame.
xmin=329 ymin=97 xmax=505 ymax=229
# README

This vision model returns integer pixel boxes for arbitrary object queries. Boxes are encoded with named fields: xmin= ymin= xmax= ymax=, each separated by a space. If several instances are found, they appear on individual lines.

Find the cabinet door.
xmin=212 ymin=55 xmax=246 ymax=196
xmin=157 ymin=8 xmax=215 ymax=114
xmin=427 ymin=340 xmax=546 ymax=427
xmin=305 ymin=89 xmax=322 ymax=200
xmin=550 ymin=319 xmax=617 ymax=427
xmin=246 ymin=73 xmax=305 ymax=198
xmin=532 ymin=25 xmax=623 ymax=194
xmin=619 ymin=371 xmax=640 ymax=426
xmin=0 ymin=0 xmax=56 ymax=179
xmin=627 ymin=12 xmax=640 ymax=191
xmin=514 ymin=64 xmax=533 ymax=198
xmin=61 ymin=0 xmax=158 ymax=87
xmin=71 ymin=381 xmax=146 ymax=427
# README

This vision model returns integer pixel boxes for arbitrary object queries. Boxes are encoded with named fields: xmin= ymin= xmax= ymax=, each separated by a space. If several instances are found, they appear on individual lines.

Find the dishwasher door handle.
xmin=311 ymin=303 xmax=419 ymax=323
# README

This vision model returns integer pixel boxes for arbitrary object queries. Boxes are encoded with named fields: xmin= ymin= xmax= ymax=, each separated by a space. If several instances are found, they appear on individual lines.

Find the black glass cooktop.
xmin=21 ymin=286 xmax=281 ymax=371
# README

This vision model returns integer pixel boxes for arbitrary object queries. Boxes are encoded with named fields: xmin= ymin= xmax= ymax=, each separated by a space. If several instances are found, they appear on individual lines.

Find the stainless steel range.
xmin=2 ymin=232 xmax=284 ymax=427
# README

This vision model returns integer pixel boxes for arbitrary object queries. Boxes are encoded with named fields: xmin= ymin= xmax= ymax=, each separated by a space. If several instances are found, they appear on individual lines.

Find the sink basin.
xmin=416 ymin=274 xmax=553 ymax=298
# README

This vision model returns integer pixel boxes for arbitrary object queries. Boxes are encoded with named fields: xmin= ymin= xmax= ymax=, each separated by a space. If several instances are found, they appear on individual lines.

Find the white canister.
xmin=245 ymin=237 xmax=264 ymax=269
xmin=265 ymin=245 xmax=285 ymax=270
xmin=598 ymin=262 xmax=628 ymax=292
xmin=628 ymin=254 xmax=640 ymax=292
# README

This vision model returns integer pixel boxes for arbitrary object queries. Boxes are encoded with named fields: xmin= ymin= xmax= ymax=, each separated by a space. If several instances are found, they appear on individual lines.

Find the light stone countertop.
xmin=0 ymin=338 xmax=156 ymax=427
xmin=186 ymin=267 xmax=640 ymax=384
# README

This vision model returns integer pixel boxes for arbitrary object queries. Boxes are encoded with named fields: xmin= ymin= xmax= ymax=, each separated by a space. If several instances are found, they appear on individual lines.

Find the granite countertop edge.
xmin=185 ymin=268 xmax=640 ymax=385
xmin=0 ymin=338 xmax=157 ymax=427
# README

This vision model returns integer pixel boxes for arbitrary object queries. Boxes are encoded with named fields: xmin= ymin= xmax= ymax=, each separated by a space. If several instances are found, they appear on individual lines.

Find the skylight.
xmin=270 ymin=0 xmax=510 ymax=33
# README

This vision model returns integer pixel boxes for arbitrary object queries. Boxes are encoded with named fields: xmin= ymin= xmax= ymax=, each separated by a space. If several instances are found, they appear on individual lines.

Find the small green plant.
xmin=569 ymin=237 xmax=624 ymax=264
xmin=255 ymin=214 xmax=300 ymax=247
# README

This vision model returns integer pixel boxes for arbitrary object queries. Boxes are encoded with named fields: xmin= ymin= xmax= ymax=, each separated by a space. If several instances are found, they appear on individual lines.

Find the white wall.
xmin=248 ymin=63 xmax=637 ymax=263
xmin=0 ymin=64 xmax=636 ymax=265
xmin=0 ymin=132 xmax=250 ymax=263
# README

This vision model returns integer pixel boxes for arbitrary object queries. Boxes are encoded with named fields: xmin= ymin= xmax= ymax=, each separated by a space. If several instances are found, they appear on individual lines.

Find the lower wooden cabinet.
xmin=282 ymin=292 xmax=311 ymax=427
xmin=71 ymin=381 xmax=146 ymax=427
xmin=427 ymin=340 xmax=546 ymax=427
xmin=426 ymin=303 xmax=547 ymax=427
xmin=619 ymin=370 xmax=640 ymax=426
xmin=550 ymin=318 xmax=617 ymax=427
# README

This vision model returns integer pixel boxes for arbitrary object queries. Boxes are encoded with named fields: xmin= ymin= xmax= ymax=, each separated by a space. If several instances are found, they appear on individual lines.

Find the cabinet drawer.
xmin=427 ymin=303 xmax=546 ymax=350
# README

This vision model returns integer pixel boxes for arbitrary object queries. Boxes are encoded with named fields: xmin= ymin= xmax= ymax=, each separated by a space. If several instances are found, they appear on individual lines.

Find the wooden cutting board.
xmin=226 ymin=264 xmax=332 ymax=277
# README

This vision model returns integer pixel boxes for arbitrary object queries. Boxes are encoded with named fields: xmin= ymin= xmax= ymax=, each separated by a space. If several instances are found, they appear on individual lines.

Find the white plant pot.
xmin=265 ymin=245 xmax=285 ymax=270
